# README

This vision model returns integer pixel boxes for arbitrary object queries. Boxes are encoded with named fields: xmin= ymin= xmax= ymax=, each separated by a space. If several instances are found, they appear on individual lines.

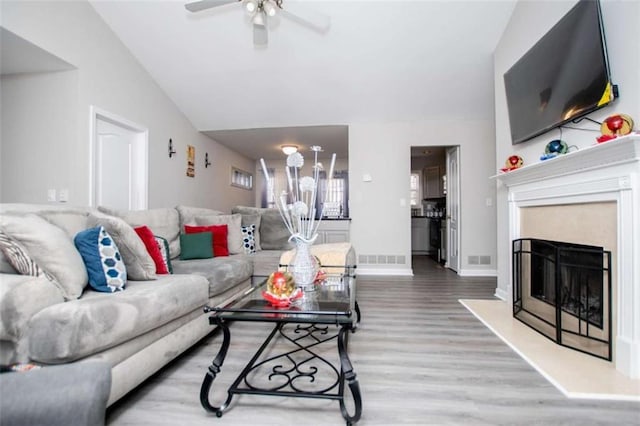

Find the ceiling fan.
xmin=184 ymin=0 xmax=330 ymax=46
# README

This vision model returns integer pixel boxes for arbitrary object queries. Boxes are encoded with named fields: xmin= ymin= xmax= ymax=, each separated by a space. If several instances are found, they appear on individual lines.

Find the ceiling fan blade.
xmin=184 ymin=0 xmax=238 ymax=13
xmin=280 ymin=2 xmax=330 ymax=33
xmin=253 ymin=23 xmax=268 ymax=45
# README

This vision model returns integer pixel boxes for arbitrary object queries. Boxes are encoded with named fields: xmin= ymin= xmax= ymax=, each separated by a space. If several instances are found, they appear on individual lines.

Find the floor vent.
xmin=479 ymin=255 xmax=491 ymax=265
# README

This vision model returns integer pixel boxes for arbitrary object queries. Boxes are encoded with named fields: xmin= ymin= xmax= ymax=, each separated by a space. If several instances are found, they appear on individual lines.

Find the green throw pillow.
xmin=179 ymin=232 xmax=213 ymax=260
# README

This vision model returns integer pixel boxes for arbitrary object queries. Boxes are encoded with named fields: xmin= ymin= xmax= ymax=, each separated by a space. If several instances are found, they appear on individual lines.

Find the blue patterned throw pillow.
xmin=74 ymin=226 xmax=126 ymax=292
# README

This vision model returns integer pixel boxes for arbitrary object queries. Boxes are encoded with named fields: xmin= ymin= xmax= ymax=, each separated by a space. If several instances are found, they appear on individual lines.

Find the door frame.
xmin=89 ymin=105 xmax=149 ymax=209
xmin=446 ymin=146 xmax=461 ymax=272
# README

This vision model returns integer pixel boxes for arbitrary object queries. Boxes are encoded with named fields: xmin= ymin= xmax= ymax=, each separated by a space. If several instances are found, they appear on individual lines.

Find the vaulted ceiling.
xmin=88 ymin=1 xmax=517 ymax=159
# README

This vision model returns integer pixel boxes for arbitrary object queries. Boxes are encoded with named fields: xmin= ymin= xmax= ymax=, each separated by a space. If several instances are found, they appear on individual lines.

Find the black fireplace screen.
xmin=513 ymin=239 xmax=612 ymax=361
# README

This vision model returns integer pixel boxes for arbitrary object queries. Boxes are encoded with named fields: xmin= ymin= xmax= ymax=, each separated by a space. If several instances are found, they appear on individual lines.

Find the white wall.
xmin=0 ymin=0 xmax=254 ymax=212
xmin=493 ymin=0 xmax=640 ymax=299
xmin=349 ymin=119 xmax=497 ymax=276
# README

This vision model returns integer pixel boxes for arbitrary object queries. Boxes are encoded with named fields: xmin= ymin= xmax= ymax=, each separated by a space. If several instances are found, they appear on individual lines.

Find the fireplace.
xmin=495 ymin=135 xmax=640 ymax=378
xmin=513 ymin=238 xmax=612 ymax=360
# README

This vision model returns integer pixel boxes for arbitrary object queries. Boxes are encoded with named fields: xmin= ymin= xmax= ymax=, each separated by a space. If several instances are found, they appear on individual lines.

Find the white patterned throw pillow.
xmin=241 ymin=224 xmax=256 ymax=254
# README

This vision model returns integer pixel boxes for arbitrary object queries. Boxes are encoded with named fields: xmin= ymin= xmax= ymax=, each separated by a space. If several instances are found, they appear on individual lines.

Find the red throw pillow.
xmin=134 ymin=226 xmax=169 ymax=274
xmin=184 ymin=225 xmax=229 ymax=257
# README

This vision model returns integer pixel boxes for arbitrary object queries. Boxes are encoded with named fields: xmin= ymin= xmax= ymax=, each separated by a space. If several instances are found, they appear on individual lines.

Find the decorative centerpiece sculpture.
xmin=260 ymin=146 xmax=336 ymax=293
xmin=262 ymin=271 xmax=301 ymax=307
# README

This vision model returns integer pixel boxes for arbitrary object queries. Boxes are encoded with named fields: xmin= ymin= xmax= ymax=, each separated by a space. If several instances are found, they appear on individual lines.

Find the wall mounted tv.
xmin=504 ymin=0 xmax=616 ymax=145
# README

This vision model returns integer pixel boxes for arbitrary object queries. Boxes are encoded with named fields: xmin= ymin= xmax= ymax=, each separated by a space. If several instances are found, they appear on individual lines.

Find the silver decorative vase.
xmin=289 ymin=233 xmax=319 ymax=293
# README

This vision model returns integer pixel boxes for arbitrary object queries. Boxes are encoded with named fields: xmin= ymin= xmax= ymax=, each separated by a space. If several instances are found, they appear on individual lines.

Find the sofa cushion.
xmin=26 ymin=274 xmax=209 ymax=363
xmin=0 ymin=274 xmax=64 ymax=344
xmin=0 ymin=213 xmax=88 ymax=300
xmin=98 ymin=206 xmax=181 ymax=261
xmin=194 ymin=214 xmax=243 ymax=255
xmin=74 ymin=226 xmax=127 ymax=293
xmin=172 ymin=254 xmax=252 ymax=298
xmin=175 ymin=205 xmax=223 ymax=229
xmin=179 ymin=232 xmax=213 ymax=260
xmin=231 ymin=206 xmax=292 ymax=250
xmin=250 ymin=250 xmax=285 ymax=278
xmin=88 ymin=213 xmax=156 ymax=281
xmin=38 ymin=210 xmax=90 ymax=240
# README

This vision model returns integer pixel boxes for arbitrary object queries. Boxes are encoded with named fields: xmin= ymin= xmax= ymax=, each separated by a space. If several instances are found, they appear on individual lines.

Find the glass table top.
xmin=209 ymin=271 xmax=356 ymax=325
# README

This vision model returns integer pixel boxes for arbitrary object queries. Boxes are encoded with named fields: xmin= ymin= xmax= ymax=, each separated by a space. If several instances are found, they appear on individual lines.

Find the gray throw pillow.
xmin=175 ymin=205 xmax=224 ymax=231
xmin=0 ymin=213 xmax=88 ymax=300
xmin=194 ymin=214 xmax=243 ymax=255
xmin=38 ymin=210 xmax=90 ymax=240
xmin=231 ymin=206 xmax=291 ymax=250
xmin=98 ymin=206 xmax=181 ymax=260
xmin=88 ymin=212 xmax=156 ymax=281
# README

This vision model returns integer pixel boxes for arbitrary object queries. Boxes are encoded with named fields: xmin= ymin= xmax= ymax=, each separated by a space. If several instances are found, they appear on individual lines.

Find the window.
xmin=231 ymin=167 xmax=252 ymax=190
xmin=318 ymin=170 xmax=349 ymax=218
xmin=410 ymin=171 xmax=422 ymax=207
xmin=261 ymin=169 xmax=349 ymax=218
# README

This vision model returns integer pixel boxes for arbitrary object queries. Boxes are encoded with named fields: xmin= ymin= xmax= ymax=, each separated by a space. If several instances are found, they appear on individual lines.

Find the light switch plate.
xmin=47 ymin=189 xmax=56 ymax=202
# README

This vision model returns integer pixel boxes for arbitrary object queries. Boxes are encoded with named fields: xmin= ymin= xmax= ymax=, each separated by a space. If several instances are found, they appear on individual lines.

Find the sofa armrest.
xmin=280 ymin=243 xmax=356 ymax=274
xmin=0 ymin=274 xmax=65 ymax=344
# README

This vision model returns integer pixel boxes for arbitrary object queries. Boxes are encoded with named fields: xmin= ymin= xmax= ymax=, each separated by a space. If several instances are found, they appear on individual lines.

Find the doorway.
xmin=89 ymin=106 xmax=148 ymax=210
xmin=410 ymin=145 xmax=460 ymax=275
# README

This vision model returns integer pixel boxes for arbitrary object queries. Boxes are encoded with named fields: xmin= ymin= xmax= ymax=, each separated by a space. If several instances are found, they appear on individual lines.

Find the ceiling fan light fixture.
xmin=244 ymin=0 xmax=258 ymax=14
xmin=263 ymin=1 xmax=277 ymax=17
xmin=252 ymin=10 xmax=266 ymax=26
xmin=282 ymin=145 xmax=298 ymax=155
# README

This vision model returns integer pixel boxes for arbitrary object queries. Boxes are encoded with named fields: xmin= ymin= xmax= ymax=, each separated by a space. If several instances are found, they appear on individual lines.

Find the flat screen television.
xmin=504 ymin=0 xmax=615 ymax=145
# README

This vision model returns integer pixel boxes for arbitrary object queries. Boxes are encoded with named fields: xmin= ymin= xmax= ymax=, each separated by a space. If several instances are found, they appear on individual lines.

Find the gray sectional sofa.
xmin=0 ymin=203 xmax=295 ymax=406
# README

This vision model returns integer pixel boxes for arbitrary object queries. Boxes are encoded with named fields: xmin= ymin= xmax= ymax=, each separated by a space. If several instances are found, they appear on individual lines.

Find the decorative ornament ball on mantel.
xmin=597 ymin=113 xmax=635 ymax=143
xmin=500 ymin=155 xmax=524 ymax=173
xmin=260 ymin=146 xmax=336 ymax=293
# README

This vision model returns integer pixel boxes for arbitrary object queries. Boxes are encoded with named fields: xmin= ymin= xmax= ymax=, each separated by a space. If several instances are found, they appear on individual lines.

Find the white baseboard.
xmin=494 ymin=287 xmax=508 ymax=301
xmin=458 ymin=268 xmax=498 ymax=277
xmin=357 ymin=267 xmax=413 ymax=276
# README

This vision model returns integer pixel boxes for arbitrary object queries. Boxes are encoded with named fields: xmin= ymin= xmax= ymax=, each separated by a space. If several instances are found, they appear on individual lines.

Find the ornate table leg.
xmin=355 ymin=301 xmax=362 ymax=325
xmin=337 ymin=326 xmax=362 ymax=425
xmin=200 ymin=316 xmax=233 ymax=417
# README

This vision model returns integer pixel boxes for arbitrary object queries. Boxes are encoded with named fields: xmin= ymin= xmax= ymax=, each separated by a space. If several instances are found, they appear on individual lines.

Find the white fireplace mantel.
xmin=495 ymin=134 xmax=640 ymax=379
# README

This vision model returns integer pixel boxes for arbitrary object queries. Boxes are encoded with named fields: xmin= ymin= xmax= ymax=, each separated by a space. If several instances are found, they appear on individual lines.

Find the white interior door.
xmin=446 ymin=146 xmax=460 ymax=272
xmin=97 ymin=120 xmax=133 ymax=209
xmin=91 ymin=107 xmax=148 ymax=209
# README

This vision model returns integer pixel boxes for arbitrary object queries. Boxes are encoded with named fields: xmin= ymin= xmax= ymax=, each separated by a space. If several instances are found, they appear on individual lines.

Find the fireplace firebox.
xmin=513 ymin=238 xmax=612 ymax=361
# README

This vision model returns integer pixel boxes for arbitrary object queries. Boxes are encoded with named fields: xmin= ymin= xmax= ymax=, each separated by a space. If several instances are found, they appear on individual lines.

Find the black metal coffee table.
xmin=200 ymin=268 xmax=361 ymax=425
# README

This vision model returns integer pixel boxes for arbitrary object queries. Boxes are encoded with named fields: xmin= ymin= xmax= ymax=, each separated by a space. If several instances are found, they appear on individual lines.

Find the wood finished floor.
xmin=106 ymin=256 xmax=640 ymax=425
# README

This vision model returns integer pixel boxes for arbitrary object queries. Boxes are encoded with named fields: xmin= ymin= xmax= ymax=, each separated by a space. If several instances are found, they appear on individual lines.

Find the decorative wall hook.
xmin=205 ymin=152 xmax=211 ymax=168
xmin=168 ymin=138 xmax=176 ymax=158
